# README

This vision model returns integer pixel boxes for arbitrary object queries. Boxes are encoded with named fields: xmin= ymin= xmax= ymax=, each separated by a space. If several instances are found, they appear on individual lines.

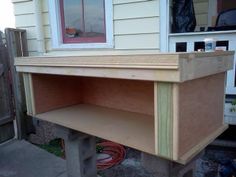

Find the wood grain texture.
xmin=32 ymin=74 xmax=82 ymax=114
xmin=23 ymin=73 xmax=35 ymax=115
xmin=156 ymin=83 xmax=173 ymax=159
xmin=15 ymin=51 xmax=234 ymax=83
xmin=179 ymin=125 xmax=228 ymax=164
xmin=172 ymin=83 xmax=179 ymax=161
xmin=32 ymin=74 xmax=154 ymax=115
xmin=35 ymin=104 xmax=155 ymax=154
xmin=178 ymin=73 xmax=226 ymax=157
xmin=82 ymin=77 xmax=154 ymax=116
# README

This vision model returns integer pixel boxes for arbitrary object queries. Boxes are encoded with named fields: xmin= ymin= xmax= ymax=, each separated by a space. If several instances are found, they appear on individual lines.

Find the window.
xmin=49 ymin=0 xmax=113 ymax=49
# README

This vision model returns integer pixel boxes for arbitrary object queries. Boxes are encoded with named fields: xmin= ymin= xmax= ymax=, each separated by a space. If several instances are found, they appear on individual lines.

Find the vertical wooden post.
xmin=5 ymin=28 xmax=31 ymax=139
xmin=0 ymin=31 xmax=15 ymax=143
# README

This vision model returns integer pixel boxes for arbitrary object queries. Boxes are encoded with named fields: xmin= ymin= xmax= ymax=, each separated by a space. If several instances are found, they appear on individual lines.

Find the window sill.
xmin=52 ymin=42 xmax=114 ymax=50
xmin=169 ymin=30 xmax=236 ymax=37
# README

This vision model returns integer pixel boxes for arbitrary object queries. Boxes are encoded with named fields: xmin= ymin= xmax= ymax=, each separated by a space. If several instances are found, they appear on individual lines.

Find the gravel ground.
xmin=99 ymin=148 xmax=155 ymax=177
xmin=98 ymin=146 xmax=236 ymax=177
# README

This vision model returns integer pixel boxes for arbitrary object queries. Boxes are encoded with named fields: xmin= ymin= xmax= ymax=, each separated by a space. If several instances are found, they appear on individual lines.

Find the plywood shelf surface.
xmin=35 ymin=104 xmax=155 ymax=154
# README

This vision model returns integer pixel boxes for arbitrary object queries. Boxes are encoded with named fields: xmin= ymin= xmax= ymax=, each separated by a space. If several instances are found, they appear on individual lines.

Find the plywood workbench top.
xmin=15 ymin=51 xmax=234 ymax=82
xmin=15 ymin=51 xmax=234 ymax=164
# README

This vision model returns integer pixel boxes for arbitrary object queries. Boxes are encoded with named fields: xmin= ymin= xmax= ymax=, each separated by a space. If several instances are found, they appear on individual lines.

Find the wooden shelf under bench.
xmin=15 ymin=51 xmax=234 ymax=164
xmin=36 ymin=104 xmax=155 ymax=155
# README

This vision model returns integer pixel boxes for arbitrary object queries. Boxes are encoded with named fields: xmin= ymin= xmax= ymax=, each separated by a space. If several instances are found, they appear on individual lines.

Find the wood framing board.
xmin=155 ymin=82 xmax=173 ymax=159
xmin=23 ymin=73 xmax=35 ymax=115
xmin=172 ymin=83 xmax=179 ymax=161
xmin=15 ymin=51 xmax=234 ymax=83
xmin=15 ymin=66 xmax=181 ymax=82
xmin=35 ymin=104 xmax=156 ymax=155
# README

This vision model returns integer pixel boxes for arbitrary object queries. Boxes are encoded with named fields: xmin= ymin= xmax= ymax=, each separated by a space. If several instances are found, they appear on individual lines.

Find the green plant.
xmin=230 ymin=99 xmax=236 ymax=112
xmin=38 ymin=138 xmax=64 ymax=157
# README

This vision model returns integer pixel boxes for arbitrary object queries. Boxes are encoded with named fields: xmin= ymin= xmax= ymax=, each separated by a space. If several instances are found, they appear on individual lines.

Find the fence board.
xmin=0 ymin=36 xmax=15 ymax=143
xmin=5 ymin=28 xmax=31 ymax=139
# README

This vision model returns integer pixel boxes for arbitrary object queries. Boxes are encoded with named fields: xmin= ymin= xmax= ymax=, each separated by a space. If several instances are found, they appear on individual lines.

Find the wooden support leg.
xmin=141 ymin=151 xmax=204 ymax=177
xmin=55 ymin=125 xmax=97 ymax=177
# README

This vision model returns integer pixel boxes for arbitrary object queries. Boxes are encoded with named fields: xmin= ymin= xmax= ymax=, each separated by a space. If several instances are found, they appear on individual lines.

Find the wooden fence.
xmin=0 ymin=28 xmax=32 ymax=142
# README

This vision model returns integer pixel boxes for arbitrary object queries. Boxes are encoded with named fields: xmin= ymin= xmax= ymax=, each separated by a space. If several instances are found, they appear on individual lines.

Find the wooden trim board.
xmin=15 ymin=51 xmax=234 ymax=83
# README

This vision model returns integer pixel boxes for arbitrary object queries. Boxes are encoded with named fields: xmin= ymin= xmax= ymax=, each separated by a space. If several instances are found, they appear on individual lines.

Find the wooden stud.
xmin=156 ymin=83 xmax=173 ymax=159
xmin=23 ymin=73 xmax=35 ymax=115
xmin=172 ymin=83 xmax=179 ymax=161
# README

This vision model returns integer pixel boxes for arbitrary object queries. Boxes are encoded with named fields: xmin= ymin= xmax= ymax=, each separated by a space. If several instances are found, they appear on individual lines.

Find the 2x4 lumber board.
xmin=15 ymin=66 xmax=181 ymax=82
xmin=15 ymin=51 xmax=234 ymax=83
xmin=155 ymin=82 xmax=174 ymax=159
xmin=23 ymin=73 xmax=35 ymax=115
xmin=15 ymin=52 xmax=234 ymax=69
xmin=172 ymin=83 xmax=179 ymax=161
xmin=15 ymin=54 xmax=180 ymax=69
xmin=35 ymin=104 xmax=156 ymax=155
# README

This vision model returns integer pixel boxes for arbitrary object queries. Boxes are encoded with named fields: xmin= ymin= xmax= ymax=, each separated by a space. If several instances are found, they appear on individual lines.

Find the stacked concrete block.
xmin=55 ymin=125 xmax=97 ymax=177
xmin=141 ymin=151 xmax=204 ymax=177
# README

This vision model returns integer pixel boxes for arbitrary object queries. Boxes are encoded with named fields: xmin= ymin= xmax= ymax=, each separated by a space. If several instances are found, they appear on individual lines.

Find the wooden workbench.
xmin=15 ymin=51 xmax=234 ymax=164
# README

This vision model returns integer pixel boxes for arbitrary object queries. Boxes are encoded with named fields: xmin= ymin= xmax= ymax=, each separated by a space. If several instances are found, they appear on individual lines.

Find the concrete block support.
xmin=55 ymin=125 xmax=97 ymax=177
xmin=141 ymin=151 xmax=204 ymax=177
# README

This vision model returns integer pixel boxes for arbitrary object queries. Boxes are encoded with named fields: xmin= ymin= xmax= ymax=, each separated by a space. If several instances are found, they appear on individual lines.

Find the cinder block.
xmin=141 ymin=151 xmax=204 ymax=177
xmin=55 ymin=125 xmax=97 ymax=177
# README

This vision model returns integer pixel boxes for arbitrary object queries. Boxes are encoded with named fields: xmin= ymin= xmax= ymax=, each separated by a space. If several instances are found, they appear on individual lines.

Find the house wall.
xmin=12 ymin=0 xmax=160 ymax=56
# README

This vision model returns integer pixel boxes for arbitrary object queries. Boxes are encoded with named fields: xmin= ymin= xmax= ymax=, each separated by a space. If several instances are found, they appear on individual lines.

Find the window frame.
xmin=48 ymin=0 xmax=113 ymax=49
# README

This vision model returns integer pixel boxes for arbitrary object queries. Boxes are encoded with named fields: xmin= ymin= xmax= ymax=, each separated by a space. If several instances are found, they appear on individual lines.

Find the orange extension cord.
xmin=96 ymin=141 xmax=126 ymax=170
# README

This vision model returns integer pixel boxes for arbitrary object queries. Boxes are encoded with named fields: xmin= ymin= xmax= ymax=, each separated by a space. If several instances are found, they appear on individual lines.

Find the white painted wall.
xmin=12 ymin=0 xmax=160 ymax=56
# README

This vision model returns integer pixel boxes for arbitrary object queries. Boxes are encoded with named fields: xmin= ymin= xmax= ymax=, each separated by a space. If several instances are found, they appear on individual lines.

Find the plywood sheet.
xmin=82 ymin=77 xmax=154 ymax=116
xmin=32 ymin=74 xmax=82 ymax=114
xmin=36 ymin=104 xmax=155 ymax=154
xmin=178 ymin=73 xmax=225 ymax=157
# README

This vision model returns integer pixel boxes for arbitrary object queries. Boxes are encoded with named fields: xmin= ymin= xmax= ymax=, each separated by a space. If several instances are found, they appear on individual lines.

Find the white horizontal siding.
xmin=17 ymin=25 xmax=50 ymax=40
xmin=14 ymin=0 xmax=48 ymax=15
xmin=15 ymin=13 xmax=49 ymax=27
xmin=114 ymin=0 xmax=159 ymax=20
xmin=113 ymin=0 xmax=159 ymax=49
xmin=13 ymin=0 xmax=160 ymax=54
xmin=115 ymin=34 xmax=159 ymax=49
xmin=114 ymin=17 xmax=159 ymax=35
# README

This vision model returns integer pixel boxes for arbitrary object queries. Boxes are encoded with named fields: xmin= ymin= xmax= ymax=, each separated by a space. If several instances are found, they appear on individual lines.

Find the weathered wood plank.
xmin=0 ymin=40 xmax=15 ymax=142
xmin=5 ymin=28 xmax=30 ymax=139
